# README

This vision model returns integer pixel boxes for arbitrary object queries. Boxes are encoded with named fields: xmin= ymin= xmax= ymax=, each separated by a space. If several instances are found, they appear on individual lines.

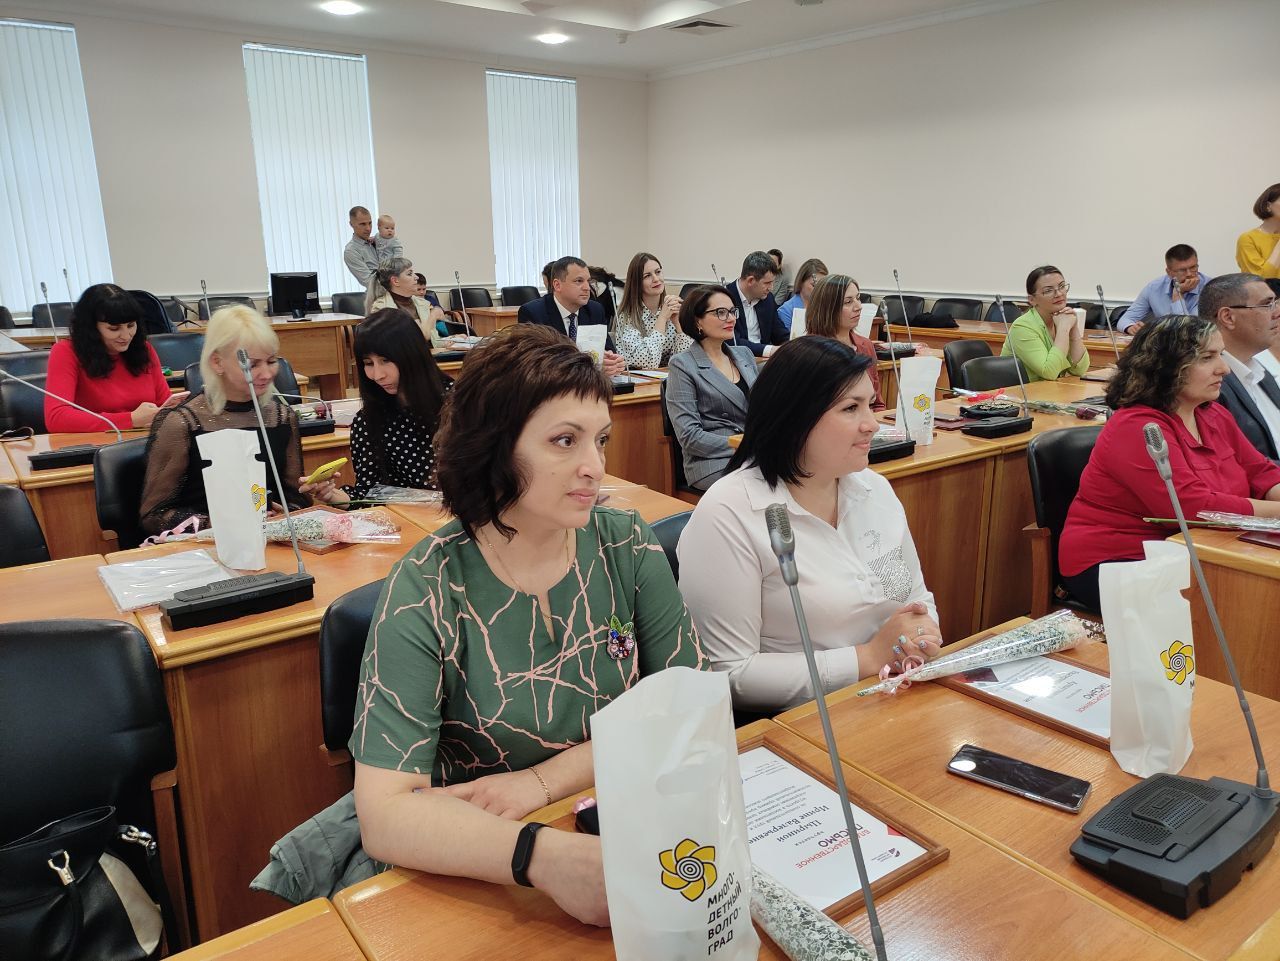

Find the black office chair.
xmin=931 ymin=298 xmax=983 ymax=321
xmin=162 ymin=297 xmax=187 ymax=330
xmin=859 ymin=293 xmax=874 ymax=304
xmin=331 ymin=292 xmax=366 ymax=316
xmin=94 ymin=437 xmax=150 ymax=550
xmin=1068 ymin=302 xmax=1105 ymax=330
xmin=985 ymin=300 xmax=1022 ymax=324
xmin=942 ymin=340 xmax=993 ymax=388
xmin=500 ymin=286 xmax=539 ymax=308
xmin=448 ymin=287 xmax=493 ymax=312
xmin=149 ymin=333 xmax=204 ymax=383
xmin=957 ymin=356 xmax=1029 ymax=392
xmin=31 ymin=301 xmax=73 ymax=329
xmin=1026 ymin=426 xmax=1104 ymax=617
xmin=0 ymin=306 xmax=14 ymax=330
xmin=883 ymin=295 xmax=924 ymax=326
xmin=182 ymin=357 xmax=301 ymax=401
xmin=128 ymin=289 xmax=176 ymax=336
xmin=318 ymin=579 xmax=383 ymax=755
xmin=1110 ymin=305 xmax=1130 ymax=328
xmin=680 ymin=283 xmax=715 ymax=299
xmin=0 ymin=348 xmax=50 ymax=378
xmin=0 ymin=373 xmax=47 ymax=433
xmin=0 ymin=486 xmax=50 ymax=568
xmin=197 ymin=295 xmax=255 ymax=320
xmin=659 ymin=379 xmax=703 ymax=505
xmin=650 ymin=511 xmax=692 ymax=581
xmin=0 ymin=619 xmax=187 ymax=951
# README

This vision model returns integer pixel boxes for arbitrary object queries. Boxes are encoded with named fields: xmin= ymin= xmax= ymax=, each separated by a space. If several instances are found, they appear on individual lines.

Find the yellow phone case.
xmin=305 ymin=457 xmax=347 ymax=486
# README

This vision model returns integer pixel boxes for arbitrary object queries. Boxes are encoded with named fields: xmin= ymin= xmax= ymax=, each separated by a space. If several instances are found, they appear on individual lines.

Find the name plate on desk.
xmin=942 ymin=654 xmax=1111 ymax=747
xmin=739 ymin=746 xmax=944 ymax=916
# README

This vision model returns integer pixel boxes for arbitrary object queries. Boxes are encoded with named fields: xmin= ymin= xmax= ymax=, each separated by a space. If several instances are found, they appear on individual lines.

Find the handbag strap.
xmin=118 ymin=826 xmax=179 ymax=954
xmin=45 ymin=850 xmax=86 ymax=961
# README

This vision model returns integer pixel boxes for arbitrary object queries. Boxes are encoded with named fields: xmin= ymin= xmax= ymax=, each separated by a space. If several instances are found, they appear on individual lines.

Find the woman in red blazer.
xmin=1059 ymin=314 xmax=1280 ymax=611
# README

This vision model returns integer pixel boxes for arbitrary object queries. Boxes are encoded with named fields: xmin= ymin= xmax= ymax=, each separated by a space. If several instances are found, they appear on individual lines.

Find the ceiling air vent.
xmin=669 ymin=19 xmax=733 ymax=36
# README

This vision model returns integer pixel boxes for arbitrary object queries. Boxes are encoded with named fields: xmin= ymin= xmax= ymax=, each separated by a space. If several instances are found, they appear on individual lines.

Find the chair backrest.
xmin=659 ymin=379 xmax=694 ymax=493
xmin=1068 ymin=302 xmax=1105 ymax=330
xmin=500 ymin=286 xmax=539 ymax=308
xmin=650 ymin=511 xmax=692 ymax=581
xmin=1027 ymin=425 xmax=1103 ymax=588
xmin=0 ymin=373 xmax=47 ymax=433
xmin=942 ymin=340 xmax=993 ymax=387
xmin=197 ymin=295 xmax=255 ymax=320
xmin=931 ymin=298 xmax=983 ymax=321
xmin=30 ymin=301 xmax=73 ymax=329
xmin=1110 ymin=304 xmax=1130 ymax=327
xmin=448 ymin=287 xmax=493 ymax=311
xmin=148 ymin=332 xmax=204 ymax=377
xmin=0 ymin=619 xmax=175 ymax=840
xmin=331 ymin=292 xmax=366 ymax=316
xmin=0 ymin=306 xmax=14 ymax=329
xmin=859 ymin=293 xmax=874 ymax=304
xmin=162 ymin=297 xmax=186 ymax=330
xmin=0 ymin=486 xmax=50 ymax=568
xmin=884 ymin=295 xmax=924 ymax=326
xmin=985 ymin=300 xmax=1022 ymax=324
xmin=183 ymin=356 xmax=300 ymax=400
xmin=679 ymin=283 xmax=715 ymax=299
xmin=319 ymin=579 xmax=383 ymax=751
xmin=94 ymin=436 xmax=150 ymax=550
xmin=127 ymin=289 xmax=176 ymax=335
xmin=958 ymin=355 xmax=1029 ymax=392
xmin=0 ymin=348 xmax=51 ymax=378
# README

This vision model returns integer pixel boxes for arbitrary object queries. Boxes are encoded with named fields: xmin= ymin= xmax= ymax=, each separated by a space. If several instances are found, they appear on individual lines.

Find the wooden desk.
xmin=106 ymin=511 xmax=427 ymax=940
xmin=779 ymin=624 xmax=1280 ymax=960
xmin=0 ymin=331 xmax=30 ymax=354
xmin=460 ymin=306 xmax=519 ymax=336
xmin=333 ymin=722 xmax=1191 ymax=960
xmin=890 ymin=319 xmax=1131 ymax=372
xmin=0 ymin=443 xmax=16 ymax=485
xmin=1170 ymin=529 xmax=1280 ymax=701
xmin=270 ymin=314 xmax=362 ymax=400
xmin=0 ymin=553 xmax=137 ymax=624
xmin=2 ymin=429 xmax=351 ymax=560
xmin=168 ymin=900 xmax=364 ymax=961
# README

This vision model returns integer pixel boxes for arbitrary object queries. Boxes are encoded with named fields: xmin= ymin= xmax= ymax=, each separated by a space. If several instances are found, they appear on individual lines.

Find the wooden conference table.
xmin=779 ymin=619 xmax=1280 ymax=961
xmin=332 ymin=719 xmax=1192 ymax=961
xmin=167 ymin=899 xmax=365 ymax=961
xmin=890 ymin=318 xmax=1132 ymax=376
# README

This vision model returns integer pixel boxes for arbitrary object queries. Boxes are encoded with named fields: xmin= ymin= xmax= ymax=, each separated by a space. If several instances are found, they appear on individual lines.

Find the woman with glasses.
xmin=1000 ymin=265 xmax=1089 ymax=381
xmin=1058 ymin=315 xmax=1280 ymax=612
xmin=804 ymin=274 xmax=884 ymax=409
xmin=665 ymin=285 xmax=760 ymax=491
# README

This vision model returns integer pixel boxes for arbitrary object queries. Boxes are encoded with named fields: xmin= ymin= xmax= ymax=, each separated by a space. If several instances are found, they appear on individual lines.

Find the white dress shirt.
xmin=1257 ymin=349 xmax=1280 ymax=380
xmin=735 ymin=280 xmax=761 ymax=343
xmin=677 ymin=465 xmax=937 ymax=712
xmin=1224 ymin=350 xmax=1280 ymax=450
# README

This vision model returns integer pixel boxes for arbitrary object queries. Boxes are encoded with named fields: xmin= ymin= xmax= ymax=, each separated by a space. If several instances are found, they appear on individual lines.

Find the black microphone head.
xmin=40 ymin=281 xmax=48 ymax=295
xmin=1096 ymin=284 xmax=1105 ymax=301
xmin=1143 ymin=422 xmax=1167 ymax=459
xmin=235 ymin=348 xmax=252 ymax=374
xmin=765 ymin=503 xmax=794 ymax=559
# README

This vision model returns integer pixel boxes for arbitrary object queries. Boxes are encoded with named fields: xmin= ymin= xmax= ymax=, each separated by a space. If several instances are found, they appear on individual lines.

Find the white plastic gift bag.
xmin=591 ymin=667 xmax=759 ymax=961
xmin=1100 ymin=539 xmax=1195 ymax=777
xmin=196 ymin=428 xmax=268 ymax=570
xmin=894 ymin=354 xmax=942 ymax=446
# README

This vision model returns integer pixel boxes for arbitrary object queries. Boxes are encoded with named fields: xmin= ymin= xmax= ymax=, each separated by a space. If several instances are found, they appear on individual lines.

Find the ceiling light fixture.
xmin=320 ymin=1 xmax=364 ymax=15
xmin=536 ymin=32 xmax=569 ymax=44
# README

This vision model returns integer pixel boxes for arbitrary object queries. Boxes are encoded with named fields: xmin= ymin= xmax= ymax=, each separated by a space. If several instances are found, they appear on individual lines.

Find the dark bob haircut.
xmin=70 ymin=283 xmax=154 ymax=379
xmin=726 ymin=336 xmax=874 ymax=487
xmin=1025 ymin=265 xmax=1064 ymax=296
xmin=1104 ymin=314 xmax=1217 ymax=414
xmin=1252 ymin=183 xmax=1280 ymax=222
xmin=435 ymin=323 xmax=612 ymax=540
xmin=677 ymin=284 xmax=732 ymax=342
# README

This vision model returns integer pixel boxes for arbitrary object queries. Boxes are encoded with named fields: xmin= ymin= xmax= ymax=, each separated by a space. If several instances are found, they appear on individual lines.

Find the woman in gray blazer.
xmin=665 ymin=285 xmax=760 ymax=491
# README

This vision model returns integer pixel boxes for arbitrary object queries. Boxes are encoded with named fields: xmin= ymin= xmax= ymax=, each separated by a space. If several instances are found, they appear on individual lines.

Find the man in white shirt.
xmin=1201 ymin=273 xmax=1280 ymax=460
xmin=516 ymin=256 xmax=626 ymax=376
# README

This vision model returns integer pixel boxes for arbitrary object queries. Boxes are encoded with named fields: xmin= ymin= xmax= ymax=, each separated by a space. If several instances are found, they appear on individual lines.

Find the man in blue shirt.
xmin=1118 ymin=244 xmax=1211 ymax=333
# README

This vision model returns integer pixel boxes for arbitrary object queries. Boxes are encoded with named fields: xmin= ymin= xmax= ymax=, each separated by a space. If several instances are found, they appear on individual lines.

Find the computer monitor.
xmin=269 ymin=272 xmax=320 ymax=316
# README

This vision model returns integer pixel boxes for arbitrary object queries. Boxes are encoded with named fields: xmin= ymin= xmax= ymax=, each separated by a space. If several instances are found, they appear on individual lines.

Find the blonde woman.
xmin=614 ymin=252 xmax=692 ymax=369
xmin=139 ymin=305 xmax=346 ymax=534
xmin=367 ymin=256 xmax=446 ymax=348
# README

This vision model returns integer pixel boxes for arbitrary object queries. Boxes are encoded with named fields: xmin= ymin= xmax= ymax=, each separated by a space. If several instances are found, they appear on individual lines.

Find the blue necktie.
xmin=567 ymin=312 xmax=578 ymax=340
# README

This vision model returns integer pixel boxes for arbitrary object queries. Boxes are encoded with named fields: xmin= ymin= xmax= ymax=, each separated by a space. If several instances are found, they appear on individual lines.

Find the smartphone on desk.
xmin=946 ymin=743 xmax=1090 ymax=814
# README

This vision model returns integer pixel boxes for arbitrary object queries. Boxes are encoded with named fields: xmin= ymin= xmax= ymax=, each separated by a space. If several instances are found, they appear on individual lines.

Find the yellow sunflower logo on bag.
xmin=1161 ymin=640 xmax=1195 ymax=685
xmin=251 ymin=483 xmax=267 ymax=512
xmin=659 ymin=838 xmax=717 ymax=901
xmin=913 ymin=393 xmax=931 ymax=413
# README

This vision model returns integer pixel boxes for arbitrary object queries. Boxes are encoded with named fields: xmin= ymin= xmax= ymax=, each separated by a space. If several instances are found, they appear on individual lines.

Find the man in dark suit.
xmin=1201 ymin=272 xmax=1280 ymax=461
xmin=724 ymin=251 xmax=788 ymax=357
xmin=518 ymin=255 xmax=625 ymax=376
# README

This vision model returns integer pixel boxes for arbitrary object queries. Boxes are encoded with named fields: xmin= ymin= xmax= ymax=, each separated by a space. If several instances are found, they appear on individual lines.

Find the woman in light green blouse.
xmin=1000 ymin=265 xmax=1090 ymax=381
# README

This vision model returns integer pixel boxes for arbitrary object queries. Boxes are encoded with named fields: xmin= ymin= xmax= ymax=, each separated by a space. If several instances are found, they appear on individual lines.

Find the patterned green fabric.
xmin=350 ymin=507 xmax=705 ymax=784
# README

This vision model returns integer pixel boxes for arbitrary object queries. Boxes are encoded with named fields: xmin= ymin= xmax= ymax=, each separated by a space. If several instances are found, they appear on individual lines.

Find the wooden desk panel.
xmin=0 ymin=554 xmax=136 ymax=624
xmin=334 ymin=723 xmax=1191 ymax=961
xmin=168 ymin=900 xmax=363 ymax=961
xmin=0 ymin=443 xmax=16 ymax=485
xmin=607 ymin=382 xmax=668 ymax=493
xmin=271 ymin=316 xmax=361 ymax=400
xmin=461 ymin=306 xmax=519 ymax=336
xmin=779 ymin=634 xmax=1280 ymax=960
xmin=891 ymin=320 xmax=1131 ymax=370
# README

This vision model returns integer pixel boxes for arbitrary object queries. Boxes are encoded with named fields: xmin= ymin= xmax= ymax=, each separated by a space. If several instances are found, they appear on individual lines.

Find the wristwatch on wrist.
xmin=511 ymin=822 xmax=548 ymax=887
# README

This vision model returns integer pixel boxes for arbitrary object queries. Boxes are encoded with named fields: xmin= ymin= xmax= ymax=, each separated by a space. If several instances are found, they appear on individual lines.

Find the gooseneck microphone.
xmin=891 ymin=268 xmax=917 ymax=348
xmin=453 ymin=270 xmax=474 ymax=338
xmin=40 ymin=282 xmax=60 ymax=343
xmin=1096 ymin=284 xmax=1122 ymax=363
xmin=200 ymin=279 xmax=212 ymax=325
xmin=710 ymin=263 xmax=723 ymax=285
xmin=765 ymin=504 xmax=889 ymax=961
xmin=61 ymin=267 xmax=75 ymax=308
xmin=0 ymin=368 xmax=123 ymax=469
xmin=1070 ymin=423 xmax=1278 ymax=917
xmin=994 ymin=294 xmax=1032 ymax=412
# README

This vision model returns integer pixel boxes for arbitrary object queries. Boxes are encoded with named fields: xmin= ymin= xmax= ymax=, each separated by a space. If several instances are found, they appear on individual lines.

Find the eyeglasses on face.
xmin=1035 ymin=282 xmax=1071 ymax=297
xmin=1227 ymin=299 xmax=1278 ymax=312
xmin=701 ymin=306 xmax=741 ymax=321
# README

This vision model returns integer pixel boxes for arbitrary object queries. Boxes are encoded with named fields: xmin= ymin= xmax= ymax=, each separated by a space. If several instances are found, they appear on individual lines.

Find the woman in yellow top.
xmin=1000 ymin=265 xmax=1089 ymax=381
xmin=1236 ymin=184 xmax=1280 ymax=279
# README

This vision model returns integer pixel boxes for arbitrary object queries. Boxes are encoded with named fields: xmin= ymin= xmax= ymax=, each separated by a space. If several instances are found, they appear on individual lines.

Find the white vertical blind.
xmin=485 ymin=70 xmax=580 ymax=289
xmin=0 ymin=19 xmax=112 ymax=313
xmin=243 ymin=44 xmax=377 ymax=299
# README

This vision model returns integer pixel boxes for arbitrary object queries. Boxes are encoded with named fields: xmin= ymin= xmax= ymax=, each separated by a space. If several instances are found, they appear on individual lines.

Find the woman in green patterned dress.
xmin=350 ymin=323 xmax=705 ymax=927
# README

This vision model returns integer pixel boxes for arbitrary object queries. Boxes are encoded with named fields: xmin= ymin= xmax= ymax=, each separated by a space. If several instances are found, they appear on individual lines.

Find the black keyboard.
xmin=875 ymin=344 xmax=917 ymax=360
xmin=171 ymin=572 xmax=291 ymax=602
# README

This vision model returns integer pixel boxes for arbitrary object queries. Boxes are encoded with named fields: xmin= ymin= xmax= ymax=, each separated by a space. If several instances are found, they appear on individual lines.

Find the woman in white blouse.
xmin=614 ymin=252 xmax=693 ymax=369
xmin=677 ymin=335 xmax=943 ymax=712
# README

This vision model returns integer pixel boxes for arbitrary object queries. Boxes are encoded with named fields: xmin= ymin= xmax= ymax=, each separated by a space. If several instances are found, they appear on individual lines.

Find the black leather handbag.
xmin=0 ymin=806 xmax=171 ymax=961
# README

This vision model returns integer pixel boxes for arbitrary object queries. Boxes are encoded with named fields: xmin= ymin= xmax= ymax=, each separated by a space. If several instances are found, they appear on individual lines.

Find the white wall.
xmin=647 ymin=0 xmax=1280 ymax=300
xmin=0 ymin=4 xmax=649 ymax=298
